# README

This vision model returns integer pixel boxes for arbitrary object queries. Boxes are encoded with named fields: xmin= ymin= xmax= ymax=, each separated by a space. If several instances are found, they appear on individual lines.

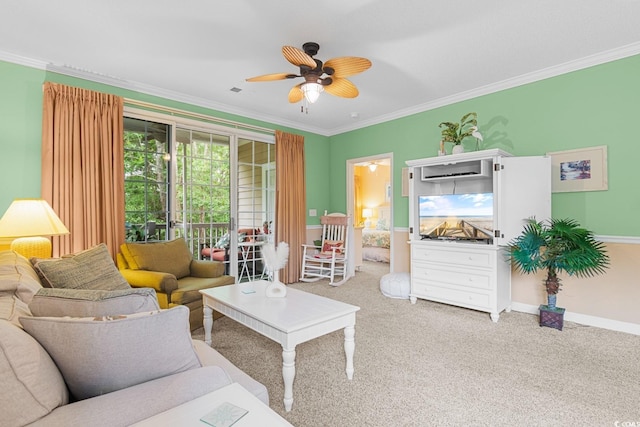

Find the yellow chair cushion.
xmin=120 ymin=238 xmax=192 ymax=279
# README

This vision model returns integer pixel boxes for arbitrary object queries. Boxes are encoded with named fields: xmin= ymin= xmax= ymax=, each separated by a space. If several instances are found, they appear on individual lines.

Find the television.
xmin=418 ymin=193 xmax=494 ymax=242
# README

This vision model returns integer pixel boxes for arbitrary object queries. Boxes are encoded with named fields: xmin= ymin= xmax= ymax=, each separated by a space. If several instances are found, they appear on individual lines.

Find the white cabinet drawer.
xmin=412 ymin=264 xmax=492 ymax=290
xmin=411 ymin=245 xmax=494 ymax=268
xmin=412 ymin=281 xmax=491 ymax=310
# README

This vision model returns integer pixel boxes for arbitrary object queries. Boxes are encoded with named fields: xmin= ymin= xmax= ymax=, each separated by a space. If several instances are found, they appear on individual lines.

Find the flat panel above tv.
xmin=421 ymin=159 xmax=491 ymax=181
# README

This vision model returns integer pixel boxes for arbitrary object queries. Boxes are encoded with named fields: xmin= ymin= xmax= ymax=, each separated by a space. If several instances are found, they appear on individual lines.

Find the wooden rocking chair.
xmin=300 ymin=213 xmax=350 ymax=286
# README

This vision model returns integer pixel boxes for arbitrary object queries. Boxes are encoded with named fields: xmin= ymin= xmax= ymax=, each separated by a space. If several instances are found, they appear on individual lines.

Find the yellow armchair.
xmin=117 ymin=238 xmax=235 ymax=330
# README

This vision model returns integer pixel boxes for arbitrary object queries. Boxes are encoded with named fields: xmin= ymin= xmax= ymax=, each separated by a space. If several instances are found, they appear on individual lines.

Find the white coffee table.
xmin=130 ymin=382 xmax=292 ymax=426
xmin=200 ymin=281 xmax=360 ymax=412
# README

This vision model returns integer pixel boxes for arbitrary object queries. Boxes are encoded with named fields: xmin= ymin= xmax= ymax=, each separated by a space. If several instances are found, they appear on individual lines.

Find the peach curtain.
xmin=41 ymin=82 xmax=125 ymax=259
xmin=274 ymin=130 xmax=306 ymax=284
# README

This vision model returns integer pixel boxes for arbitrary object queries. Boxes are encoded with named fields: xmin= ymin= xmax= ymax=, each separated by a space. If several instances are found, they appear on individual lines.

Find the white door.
xmin=495 ymin=155 xmax=552 ymax=245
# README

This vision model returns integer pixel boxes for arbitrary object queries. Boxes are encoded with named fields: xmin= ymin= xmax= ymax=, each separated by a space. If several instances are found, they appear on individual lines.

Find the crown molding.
xmin=2 ymin=42 xmax=640 ymax=138
xmin=0 ymin=50 xmax=48 ymax=70
xmin=328 ymin=42 xmax=640 ymax=136
xmin=42 ymin=64 xmax=329 ymax=136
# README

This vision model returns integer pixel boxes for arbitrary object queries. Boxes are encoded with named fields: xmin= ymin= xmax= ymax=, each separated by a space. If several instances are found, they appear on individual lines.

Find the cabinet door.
xmin=495 ymin=156 xmax=551 ymax=245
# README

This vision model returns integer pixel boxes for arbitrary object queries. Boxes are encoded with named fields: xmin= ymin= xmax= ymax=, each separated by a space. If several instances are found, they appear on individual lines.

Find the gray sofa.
xmin=0 ymin=249 xmax=268 ymax=427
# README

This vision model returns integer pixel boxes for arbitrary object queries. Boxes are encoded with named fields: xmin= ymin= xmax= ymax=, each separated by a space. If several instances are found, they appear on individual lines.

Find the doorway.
xmin=347 ymin=153 xmax=393 ymax=276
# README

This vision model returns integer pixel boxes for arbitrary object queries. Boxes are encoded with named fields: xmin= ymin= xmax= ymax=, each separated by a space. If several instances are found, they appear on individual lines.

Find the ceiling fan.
xmin=246 ymin=42 xmax=371 ymax=104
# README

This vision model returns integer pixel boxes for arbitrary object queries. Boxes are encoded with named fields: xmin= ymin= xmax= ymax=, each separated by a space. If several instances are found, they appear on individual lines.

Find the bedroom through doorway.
xmin=348 ymin=154 xmax=392 ymax=276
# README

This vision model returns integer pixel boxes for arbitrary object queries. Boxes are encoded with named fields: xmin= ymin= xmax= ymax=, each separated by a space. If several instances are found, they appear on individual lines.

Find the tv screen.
xmin=418 ymin=193 xmax=494 ymax=241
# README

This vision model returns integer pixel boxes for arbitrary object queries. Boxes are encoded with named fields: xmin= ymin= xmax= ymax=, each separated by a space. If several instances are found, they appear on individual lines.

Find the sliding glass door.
xmin=174 ymin=126 xmax=232 ymax=271
xmin=123 ymin=113 xmax=274 ymax=281
xmin=236 ymin=138 xmax=275 ymax=281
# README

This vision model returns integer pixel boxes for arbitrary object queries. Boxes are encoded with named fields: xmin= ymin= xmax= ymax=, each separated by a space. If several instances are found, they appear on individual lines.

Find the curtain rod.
xmin=124 ymin=98 xmax=275 ymax=135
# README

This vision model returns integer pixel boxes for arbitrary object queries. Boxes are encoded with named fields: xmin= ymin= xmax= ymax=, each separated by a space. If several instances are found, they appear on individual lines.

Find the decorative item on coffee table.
xmin=262 ymin=241 xmax=289 ymax=298
xmin=509 ymin=218 xmax=609 ymax=330
xmin=438 ymin=112 xmax=483 ymax=154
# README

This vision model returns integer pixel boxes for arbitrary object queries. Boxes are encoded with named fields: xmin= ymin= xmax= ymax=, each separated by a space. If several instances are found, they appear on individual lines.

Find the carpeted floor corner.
xmin=192 ymin=261 xmax=640 ymax=426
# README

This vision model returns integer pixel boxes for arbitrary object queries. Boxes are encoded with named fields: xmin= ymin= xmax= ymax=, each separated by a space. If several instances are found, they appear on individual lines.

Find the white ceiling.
xmin=2 ymin=0 xmax=640 ymax=136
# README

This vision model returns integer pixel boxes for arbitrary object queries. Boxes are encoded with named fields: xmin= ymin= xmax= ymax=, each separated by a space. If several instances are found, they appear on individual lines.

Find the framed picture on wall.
xmin=546 ymin=145 xmax=608 ymax=193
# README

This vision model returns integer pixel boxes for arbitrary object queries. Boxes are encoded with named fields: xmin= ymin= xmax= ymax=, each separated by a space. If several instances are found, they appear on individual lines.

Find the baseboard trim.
xmin=511 ymin=302 xmax=640 ymax=335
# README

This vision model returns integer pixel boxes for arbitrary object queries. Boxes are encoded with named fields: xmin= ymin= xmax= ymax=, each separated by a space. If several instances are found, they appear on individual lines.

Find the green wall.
xmin=2 ymin=54 xmax=640 ymax=237
xmin=328 ymin=54 xmax=640 ymax=236
xmin=0 ymin=60 xmax=330 ymax=223
xmin=0 ymin=62 xmax=45 ymax=204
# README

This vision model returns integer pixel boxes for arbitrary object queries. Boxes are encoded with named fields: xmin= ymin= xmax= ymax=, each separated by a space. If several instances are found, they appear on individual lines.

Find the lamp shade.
xmin=0 ymin=199 xmax=69 ymax=237
xmin=0 ymin=199 xmax=69 ymax=259
xmin=301 ymin=82 xmax=323 ymax=104
xmin=362 ymin=208 xmax=373 ymax=229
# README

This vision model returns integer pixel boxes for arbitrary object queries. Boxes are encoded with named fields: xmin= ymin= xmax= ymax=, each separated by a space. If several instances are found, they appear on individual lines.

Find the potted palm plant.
xmin=509 ymin=218 xmax=609 ymax=330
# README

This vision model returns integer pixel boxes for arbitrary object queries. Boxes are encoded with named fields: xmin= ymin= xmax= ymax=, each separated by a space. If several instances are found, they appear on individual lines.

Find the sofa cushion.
xmin=29 ymin=287 xmax=160 ymax=317
xmin=31 ymin=243 xmax=130 ymax=291
xmin=0 ymin=250 xmax=43 ymax=327
xmin=28 ymin=366 xmax=233 ymax=427
xmin=192 ymin=340 xmax=269 ymax=405
xmin=20 ymin=305 xmax=201 ymax=401
xmin=120 ymin=238 xmax=192 ymax=279
xmin=171 ymin=275 xmax=236 ymax=306
xmin=0 ymin=319 xmax=68 ymax=426
xmin=322 ymin=239 xmax=344 ymax=255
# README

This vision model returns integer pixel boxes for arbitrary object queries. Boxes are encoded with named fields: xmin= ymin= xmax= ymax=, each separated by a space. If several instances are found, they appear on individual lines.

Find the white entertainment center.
xmin=406 ymin=149 xmax=551 ymax=321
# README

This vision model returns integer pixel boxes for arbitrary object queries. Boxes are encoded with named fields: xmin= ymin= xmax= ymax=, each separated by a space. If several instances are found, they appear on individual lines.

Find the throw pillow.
xmin=376 ymin=217 xmax=389 ymax=231
xmin=120 ymin=238 xmax=192 ymax=279
xmin=29 ymin=287 xmax=160 ymax=318
xmin=322 ymin=240 xmax=344 ymax=255
xmin=0 ymin=320 xmax=68 ymax=426
xmin=214 ymin=233 xmax=230 ymax=249
xmin=20 ymin=305 xmax=201 ymax=401
xmin=212 ymin=232 xmax=246 ymax=249
xmin=0 ymin=250 xmax=43 ymax=327
xmin=31 ymin=243 xmax=130 ymax=291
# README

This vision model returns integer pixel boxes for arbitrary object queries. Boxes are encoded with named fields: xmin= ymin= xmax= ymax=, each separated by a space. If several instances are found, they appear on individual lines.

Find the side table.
xmin=130 ymin=382 xmax=292 ymax=426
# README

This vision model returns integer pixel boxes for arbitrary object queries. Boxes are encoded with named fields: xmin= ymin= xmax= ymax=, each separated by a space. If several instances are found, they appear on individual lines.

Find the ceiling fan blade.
xmin=282 ymin=46 xmax=316 ymax=68
xmin=324 ymin=77 xmax=359 ymax=98
xmin=246 ymin=72 xmax=297 ymax=82
xmin=288 ymin=84 xmax=304 ymax=103
xmin=324 ymin=57 xmax=371 ymax=78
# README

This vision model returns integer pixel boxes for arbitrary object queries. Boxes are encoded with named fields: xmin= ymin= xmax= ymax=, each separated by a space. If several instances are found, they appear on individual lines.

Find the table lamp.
xmin=362 ymin=208 xmax=373 ymax=229
xmin=0 ymin=199 xmax=70 ymax=259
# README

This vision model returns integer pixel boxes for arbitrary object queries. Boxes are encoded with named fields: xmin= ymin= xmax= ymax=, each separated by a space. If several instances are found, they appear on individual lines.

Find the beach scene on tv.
xmin=419 ymin=193 xmax=494 ymax=241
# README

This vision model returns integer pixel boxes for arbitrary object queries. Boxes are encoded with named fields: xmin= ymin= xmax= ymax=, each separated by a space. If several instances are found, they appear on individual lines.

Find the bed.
xmin=361 ymin=207 xmax=391 ymax=263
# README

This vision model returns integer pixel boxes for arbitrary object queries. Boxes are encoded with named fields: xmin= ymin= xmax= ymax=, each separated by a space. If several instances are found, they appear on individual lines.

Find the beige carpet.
xmin=192 ymin=261 xmax=640 ymax=426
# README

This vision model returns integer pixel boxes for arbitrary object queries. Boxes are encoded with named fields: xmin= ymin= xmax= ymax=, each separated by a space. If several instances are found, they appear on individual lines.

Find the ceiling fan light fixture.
xmin=301 ymin=82 xmax=323 ymax=103
xmin=368 ymin=163 xmax=377 ymax=172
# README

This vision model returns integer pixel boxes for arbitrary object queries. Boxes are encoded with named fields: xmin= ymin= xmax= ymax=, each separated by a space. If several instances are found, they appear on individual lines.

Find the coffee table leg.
xmin=203 ymin=305 xmax=213 ymax=346
xmin=282 ymin=347 xmax=296 ymax=412
xmin=344 ymin=325 xmax=355 ymax=380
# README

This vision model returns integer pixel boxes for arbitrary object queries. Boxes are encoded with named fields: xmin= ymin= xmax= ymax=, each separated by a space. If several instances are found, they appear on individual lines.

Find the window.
xmin=123 ymin=117 xmax=169 ymax=242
